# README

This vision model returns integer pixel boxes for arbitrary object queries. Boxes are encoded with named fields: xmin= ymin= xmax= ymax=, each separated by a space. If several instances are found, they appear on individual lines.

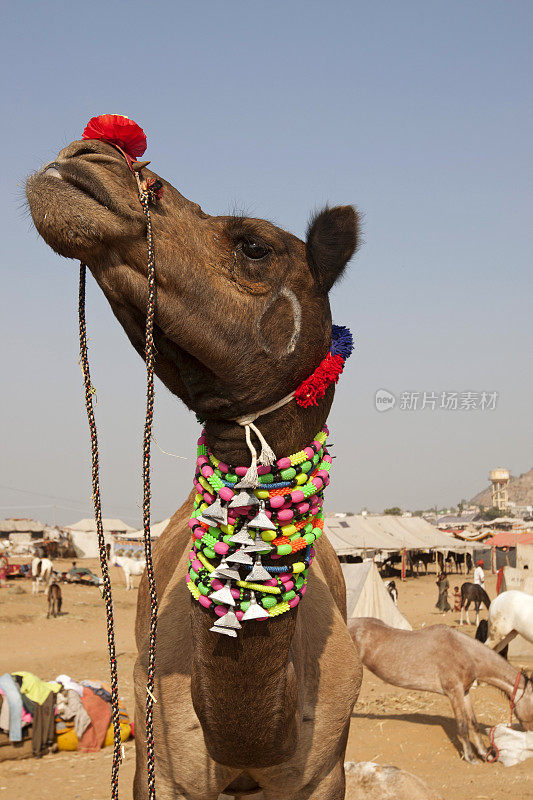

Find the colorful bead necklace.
xmin=186 ymin=426 xmax=331 ymax=636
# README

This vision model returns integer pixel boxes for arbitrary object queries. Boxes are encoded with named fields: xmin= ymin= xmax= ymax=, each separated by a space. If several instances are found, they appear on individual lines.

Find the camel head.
xmin=515 ymin=673 xmax=533 ymax=731
xmin=26 ymin=127 xmax=359 ymax=455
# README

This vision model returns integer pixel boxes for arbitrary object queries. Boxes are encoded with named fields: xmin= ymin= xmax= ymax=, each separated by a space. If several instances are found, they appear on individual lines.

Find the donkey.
xmin=31 ymin=556 xmax=53 ymax=594
xmin=459 ymin=581 xmax=491 ymax=627
xmin=349 ymin=617 xmax=533 ymax=763
xmin=47 ymin=582 xmax=62 ymax=618
xmin=27 ymin=131 xmax=362 ymax=799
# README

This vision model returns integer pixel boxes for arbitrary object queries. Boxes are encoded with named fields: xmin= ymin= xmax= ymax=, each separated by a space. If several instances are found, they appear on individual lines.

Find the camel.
xmin=349 ymin=617 xmax=533 ymax=763
xmin=26 ymin=132 xmax=365 ymax=799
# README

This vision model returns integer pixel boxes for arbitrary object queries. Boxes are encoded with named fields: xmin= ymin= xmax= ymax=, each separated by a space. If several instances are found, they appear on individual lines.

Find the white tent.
xmin=65 ymin=518 xmax=135 ymax=558
xmin=325 ymin=515 xmax=464 ymax=556
xmin=66 ymin=518 xmax=135 ymax=533
xmin=342 ymin=562 xmax=412 ymax=631
xmin=122 ymin=518 xmax=171 ymax=540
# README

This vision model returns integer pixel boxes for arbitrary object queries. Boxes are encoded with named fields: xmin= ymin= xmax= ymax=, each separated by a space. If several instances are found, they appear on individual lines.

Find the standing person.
xmin=436 ymin=572 xmax=451 ymax=613
xmin=473 ymin=559 xmax=485 ymax=588
xmin=452 ymin=585 xmax=462 ymax=612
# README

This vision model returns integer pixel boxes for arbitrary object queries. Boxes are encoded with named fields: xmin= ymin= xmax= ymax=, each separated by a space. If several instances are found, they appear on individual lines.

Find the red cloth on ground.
xmin=496 ymin=567 xmax=504 ymax=595
xmin=78 ymin=687 xmax=111 ymax=752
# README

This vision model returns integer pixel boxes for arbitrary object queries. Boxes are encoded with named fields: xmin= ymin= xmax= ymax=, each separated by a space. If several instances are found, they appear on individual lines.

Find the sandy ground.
xmin=0 ymin=560 xmax=531 ymax=800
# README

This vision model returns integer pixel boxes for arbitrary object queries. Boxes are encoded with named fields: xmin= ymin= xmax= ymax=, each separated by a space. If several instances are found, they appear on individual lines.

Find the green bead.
xmin=223 ymin=534 xmax=233 ymax=545
xmin=295 ymin=575 xmax=305 ymax=590
xmin=282 ymin=590 xmax=296 ymax=602
xmin=203 ymin=547 xmax=216 ymax=560
xmin=226 ymin=474 xmax=238 ymax=484
xmin=189 ymin=567 xmax=198 ymax=581
xmin=303 ymin=533 xmax=315 ymax=545
xmin=277 ymin=544 xmax=292 ymax=556
xmin=259 ymin=473 xmax=273 ymax=484
xmin=261 ymin=596 xmax=277 ymax=609
xmin=240 ymin=601 xmax=250 ymax=612
xmin=300 ymin=460 xmax=312 ymax=473
xmin=198 ymin=582 xmax=209 ymax=595
xmin=312 ymin=527 xmax=322 ymax=537
xmin=280 ymin=467 xmax=296 ymax=480
xmin=312 ymin=454 xmax=320 ymax=465
xmin=304 ymin=523 xmax=313 ymax=534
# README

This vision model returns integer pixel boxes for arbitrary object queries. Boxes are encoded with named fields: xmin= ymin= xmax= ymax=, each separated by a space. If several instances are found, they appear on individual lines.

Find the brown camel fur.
xmin=26 ymin=138 xmax=363 ymax=799
xmin=349 ymin=618 xmax=533 ymax=763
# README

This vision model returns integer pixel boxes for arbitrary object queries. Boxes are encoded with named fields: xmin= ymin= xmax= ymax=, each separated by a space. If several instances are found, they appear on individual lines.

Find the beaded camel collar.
xmin=187 ymin=324 xmax=354 ymax=637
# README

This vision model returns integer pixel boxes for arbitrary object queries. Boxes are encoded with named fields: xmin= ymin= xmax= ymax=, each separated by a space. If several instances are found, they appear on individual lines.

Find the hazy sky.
xmin=1 ymin=1 xmax=531 ymax=526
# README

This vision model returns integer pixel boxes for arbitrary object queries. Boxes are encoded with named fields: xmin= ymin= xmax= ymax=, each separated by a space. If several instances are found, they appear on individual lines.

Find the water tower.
xmin=489 ymin=468 xmax=510 ymax=511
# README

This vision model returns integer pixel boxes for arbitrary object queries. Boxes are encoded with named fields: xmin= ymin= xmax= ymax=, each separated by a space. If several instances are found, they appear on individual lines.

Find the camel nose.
xmin=42 ymin=161 xmax=62 ymax=178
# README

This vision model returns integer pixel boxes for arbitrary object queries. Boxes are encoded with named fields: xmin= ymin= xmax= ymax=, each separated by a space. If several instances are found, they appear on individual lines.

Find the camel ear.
xmin=306 ymin=205 xmax=359 ymax=292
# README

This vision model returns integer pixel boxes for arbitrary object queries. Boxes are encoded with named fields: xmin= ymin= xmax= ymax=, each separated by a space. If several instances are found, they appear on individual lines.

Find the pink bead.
xmin=312 ymin=440 xmax=321 ymax=450
xmin=199 ymin=595 xmax=212 ymax=608
xmin=323 ymin=454 xmax=332 ymax=464
xmin=192 ymin=529 xmax=204 ymax=540
xmin=197 ymin=435 xmax=206 ymax=445
xmin=197 ymin=455 xmax=208 ymax=465
xmin=257 ymin=464 xmax=271 ymax=475
xmin=288 ymin=596 xmax=300 ymax=608
xmin=283 ymin=580 xmax=294 ymax=592
xmin=203 ymin=491 xmax=215 ymax=505
xmin=188 ymin=550 xmax=195 ymax=560
xmin=300 ymin=585 xmax=307 ymax=595
xmin=277 ymin=509 xmax=294 ymax=523
xmin=210 ymin=578 xmax=223 ymax=591
xmin=310 ymin=548 xmax=316 ymax=557
xmin=312 ymin=477 xmax=323 ymax=490
xmin=230 ymin=587 xmax=240 ymax=599
xmin=227 ymin=512 xmax=238 ymax=523
xmin=191 ymin=559 xmax=202 ymax=573
xmin=270 ymin=495 xmax=285 ymax=509
xmin=271 ymin=553 xmax=281 ymax=560
xmin=219 ymin=487 xmax=234 ymax=502
xmin=214 ymin=542 xmax=229 ymax=555
xmin=304 ymin=447 xmax=314 ymax=459
xmin=277 ymin=457 xmax=291 ymax=469
xmin=264 ymin=578 xmax=278 ymax=587
xmin=214 ymin=605 xmax=227 ymax=617
xmin=235 ymin=466 xmax=247 ymax=477
xmin=279 ymin=573 xmax=292 ymax=584
xmin=201 ymin=465 xmax=214 ymax=478
xmin=236 ymin=610 xmax=244 ymax=621
xmin=291 ymin=490 xmax=305 ymax=504
xmin=218 ymin=461 xmax=229 ymax=474
xmin=188 ymin=519 xmax=196 ymax=529
xmin=317 ymin=470 xmax=328 ymax=481
xmin=296 ymin=502 xmax=310 ymax=515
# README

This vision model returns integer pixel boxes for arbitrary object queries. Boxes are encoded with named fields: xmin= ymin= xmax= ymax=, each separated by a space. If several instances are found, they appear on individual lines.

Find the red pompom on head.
xmin=82 ymin=114 xmax=147 ymax=159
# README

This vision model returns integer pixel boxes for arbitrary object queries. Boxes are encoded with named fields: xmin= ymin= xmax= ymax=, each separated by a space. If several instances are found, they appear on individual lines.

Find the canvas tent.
xmin=342 ymin=561 xmax=412 ymax=630
xmin=65 ymin=518 xmax=135 ymax=558
xmin=517 ymin=543 xmax=533 ymax=571
xmin=123 ymin=518 xmax=171 ymax=540
xmin=325 ymin=515 xmax=468 ymax=557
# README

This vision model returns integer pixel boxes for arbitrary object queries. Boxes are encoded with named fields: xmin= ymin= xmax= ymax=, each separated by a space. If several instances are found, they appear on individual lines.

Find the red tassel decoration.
xmin=82 ymin=114 xmax=147 ymax=159
xmin=294 ymin=353 xmax=345 ymax=408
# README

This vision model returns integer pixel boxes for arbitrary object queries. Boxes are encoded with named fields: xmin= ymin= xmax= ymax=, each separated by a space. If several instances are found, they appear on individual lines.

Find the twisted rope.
xmin=78 ymin=171 xmax=159 ymax=800
xmin=135 ymin=173 xmax=159 ymax=800
xmin=78 ymin=264 xmax=121 ymax=799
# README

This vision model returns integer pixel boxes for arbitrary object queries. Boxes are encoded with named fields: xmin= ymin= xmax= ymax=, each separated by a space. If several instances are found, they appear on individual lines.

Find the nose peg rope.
xmin=78 ymin=170 xmax=158 ymax=800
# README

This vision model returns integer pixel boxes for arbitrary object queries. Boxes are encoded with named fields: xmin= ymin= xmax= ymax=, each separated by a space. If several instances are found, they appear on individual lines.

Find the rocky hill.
xmin=470 ymin=467 xmax=533 ymax=508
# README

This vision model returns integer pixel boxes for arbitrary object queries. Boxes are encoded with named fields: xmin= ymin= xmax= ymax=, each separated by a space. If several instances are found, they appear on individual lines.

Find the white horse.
xmin=31 ymin=557 xmax=53 ymax=594
xmin=485 ymin=590 xmax=533 ymax=652
xmin=108 ymin=543 xmax=146 ymax=590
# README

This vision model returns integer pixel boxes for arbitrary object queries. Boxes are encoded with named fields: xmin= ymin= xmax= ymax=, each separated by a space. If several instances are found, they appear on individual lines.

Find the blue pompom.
xmin=330 ymin=325 xmax=354 ymax=360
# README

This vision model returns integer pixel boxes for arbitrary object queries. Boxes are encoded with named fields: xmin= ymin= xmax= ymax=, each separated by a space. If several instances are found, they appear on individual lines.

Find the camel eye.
xmin=240 ymin=239 xmax=270 ymax=260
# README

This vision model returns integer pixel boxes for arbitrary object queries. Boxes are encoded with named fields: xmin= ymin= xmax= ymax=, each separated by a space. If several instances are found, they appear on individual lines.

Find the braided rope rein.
xmin=78 ymin=264 xmax=122 ymax=799
xmin=78 ymin=171 xmax=158 ymax=799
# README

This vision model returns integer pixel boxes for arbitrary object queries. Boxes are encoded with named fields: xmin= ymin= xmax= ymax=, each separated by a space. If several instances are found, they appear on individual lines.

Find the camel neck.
xmin=475 ymin=649 xmax=523 ymax=696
